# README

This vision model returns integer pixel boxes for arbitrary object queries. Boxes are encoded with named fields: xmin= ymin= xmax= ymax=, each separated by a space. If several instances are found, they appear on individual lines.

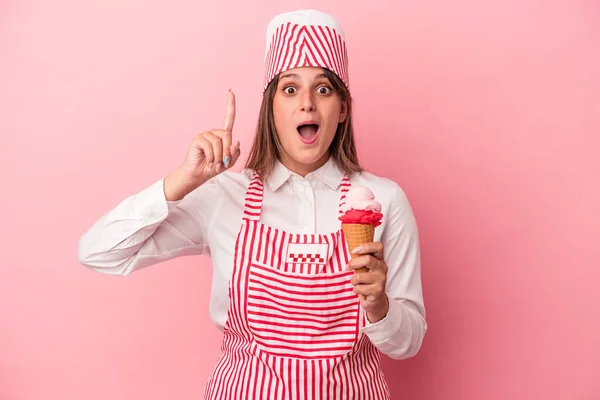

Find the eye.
xmin=283 ymin=86 xmax=296 ymax=95
xmin=317 ymin=86 xmax=332 ymax=95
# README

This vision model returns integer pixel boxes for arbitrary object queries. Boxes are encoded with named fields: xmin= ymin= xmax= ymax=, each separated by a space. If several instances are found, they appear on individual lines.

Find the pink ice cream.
xmin=340 ymin=186 xmax=381 ymax=213
xmin=339 ymin=186 xmax=383 ymax=227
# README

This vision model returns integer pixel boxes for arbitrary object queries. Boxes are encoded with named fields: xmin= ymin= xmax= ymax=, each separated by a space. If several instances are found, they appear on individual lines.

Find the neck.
xmin=279 ymin=152 xmax=330 ymax=177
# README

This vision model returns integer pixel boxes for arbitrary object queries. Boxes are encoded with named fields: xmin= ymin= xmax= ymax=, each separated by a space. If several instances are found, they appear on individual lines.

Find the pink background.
xmin=2 ymin=0 xmax=599 ymax=399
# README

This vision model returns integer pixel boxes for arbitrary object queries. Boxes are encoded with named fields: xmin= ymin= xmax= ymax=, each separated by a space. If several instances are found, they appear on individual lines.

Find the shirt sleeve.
xmin=77 ymin=176 xmax=223 ymax=275
xmin=360 ymin=183 xmax=427 ymax=359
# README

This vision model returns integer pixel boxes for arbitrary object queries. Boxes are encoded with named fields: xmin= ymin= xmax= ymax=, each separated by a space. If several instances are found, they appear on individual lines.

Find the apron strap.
xmin=242 ymin=173 xmax=264 ymax=221
xmin=338 ymin=175 xmax=351 ymax=217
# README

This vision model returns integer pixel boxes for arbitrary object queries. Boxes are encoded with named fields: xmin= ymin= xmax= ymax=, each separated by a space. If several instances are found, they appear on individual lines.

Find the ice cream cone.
xmin=342 ymin=223 xmax=374 ymax=273
xmin=339 ymin=186 xmax=384 ymax=273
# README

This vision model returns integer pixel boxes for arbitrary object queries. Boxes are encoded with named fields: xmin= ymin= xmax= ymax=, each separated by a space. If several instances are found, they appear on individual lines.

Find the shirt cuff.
xmin=155 ymin=178 xmax=183 ymax=211
xmin=360 ymin=297 xmax=403 ymax=345
xmin=133 ymin=178 xmax=178 ymax=225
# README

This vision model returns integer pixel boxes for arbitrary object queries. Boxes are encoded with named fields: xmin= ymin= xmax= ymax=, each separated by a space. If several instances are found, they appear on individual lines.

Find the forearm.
xmin=164 ymin=167 xmax=204 ymax=201
xmin=362 ymin=182 xmax=427 ymax=359
xmin=362 ymin=297 xmax=427 ymax=359
xmin=77 ymin=177 xmax=216 ymax=275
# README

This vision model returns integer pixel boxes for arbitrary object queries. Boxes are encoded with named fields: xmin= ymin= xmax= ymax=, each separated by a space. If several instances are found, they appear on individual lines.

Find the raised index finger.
xmin=221 ymin=89 xmax=236 ymax=132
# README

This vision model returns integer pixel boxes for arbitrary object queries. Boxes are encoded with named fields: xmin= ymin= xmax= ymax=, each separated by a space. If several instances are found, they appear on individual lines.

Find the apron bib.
xmin=204 ymin=173 xmax=390 ymax=399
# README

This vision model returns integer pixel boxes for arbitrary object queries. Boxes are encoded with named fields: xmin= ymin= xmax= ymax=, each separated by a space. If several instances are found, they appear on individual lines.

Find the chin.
xmin=290 ymin=148 xmax=329 ymax=166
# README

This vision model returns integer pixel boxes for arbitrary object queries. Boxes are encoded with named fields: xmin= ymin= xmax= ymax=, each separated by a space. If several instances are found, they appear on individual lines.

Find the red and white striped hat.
xmin=263 ymin=9 xmax=349 ymax=91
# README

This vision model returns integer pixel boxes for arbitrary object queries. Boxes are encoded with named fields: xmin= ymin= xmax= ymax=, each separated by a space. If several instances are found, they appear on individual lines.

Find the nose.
xmin=300 ymin=90 xmax=316 ymax=112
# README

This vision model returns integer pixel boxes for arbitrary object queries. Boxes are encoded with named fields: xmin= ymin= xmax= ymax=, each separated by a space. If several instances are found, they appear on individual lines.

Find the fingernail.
xmin=352 ymin=246 xmax=362 ymax=254
xmin=223 ymin=157 xmax=230 ymax=166
xmin=208 ymin=162 xmax=213 ymax=169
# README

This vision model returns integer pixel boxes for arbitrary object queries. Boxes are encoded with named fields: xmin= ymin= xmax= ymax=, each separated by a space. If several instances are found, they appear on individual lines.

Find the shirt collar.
xmin=267 ymin=157 xmax=345 ymax=192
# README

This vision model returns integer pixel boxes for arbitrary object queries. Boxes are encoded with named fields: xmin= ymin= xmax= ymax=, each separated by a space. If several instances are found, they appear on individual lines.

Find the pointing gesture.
xmin=220 ymin=89 xmax=237 ymax=168
xmin=222 ymin=89 xmax=236 ymax=131
xmin=164 ymin=90 xmax=242 ymax=201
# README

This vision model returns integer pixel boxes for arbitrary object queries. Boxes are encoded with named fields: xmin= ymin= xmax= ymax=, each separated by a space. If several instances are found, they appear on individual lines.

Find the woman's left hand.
xmin=346 ymin=242 xmax=389 ymax=323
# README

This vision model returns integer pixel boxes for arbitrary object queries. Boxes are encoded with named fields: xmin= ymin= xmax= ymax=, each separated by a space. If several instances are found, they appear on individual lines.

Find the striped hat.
xmin=263 ymin=9 xmax=349 ymax=91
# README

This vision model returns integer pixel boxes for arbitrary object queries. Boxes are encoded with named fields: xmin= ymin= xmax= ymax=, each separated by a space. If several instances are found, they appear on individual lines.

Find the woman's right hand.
xmin=164 ymin=90 xmax=241 ymax=201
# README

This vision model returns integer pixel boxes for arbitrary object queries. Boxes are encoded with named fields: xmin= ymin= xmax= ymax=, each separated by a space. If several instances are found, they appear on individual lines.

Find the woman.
xmin=78 ymin=9 xmax=427 ymax=399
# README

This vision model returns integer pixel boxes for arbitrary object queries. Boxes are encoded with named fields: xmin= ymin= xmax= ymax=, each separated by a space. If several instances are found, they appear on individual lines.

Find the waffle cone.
xmin=342 ymin=223 xmax=374 ymax=273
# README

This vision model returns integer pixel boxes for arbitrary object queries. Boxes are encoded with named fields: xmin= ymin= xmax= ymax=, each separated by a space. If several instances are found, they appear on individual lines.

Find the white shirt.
xmin=77 ymin=157 xmax=427 ymax=360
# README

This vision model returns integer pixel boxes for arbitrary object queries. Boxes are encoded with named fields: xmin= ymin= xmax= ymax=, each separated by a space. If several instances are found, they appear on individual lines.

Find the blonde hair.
xmin=245 ymin=68 xmax=362 ymax=179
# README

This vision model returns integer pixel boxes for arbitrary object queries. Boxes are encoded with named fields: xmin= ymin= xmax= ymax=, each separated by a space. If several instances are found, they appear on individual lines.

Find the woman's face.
xmin=272 ymin=67 xmax=347 ymax=176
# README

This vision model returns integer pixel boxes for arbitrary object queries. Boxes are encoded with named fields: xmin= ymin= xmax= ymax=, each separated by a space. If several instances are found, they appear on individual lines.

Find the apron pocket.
xmin=246 ymin=261 xmax=360 ymax=360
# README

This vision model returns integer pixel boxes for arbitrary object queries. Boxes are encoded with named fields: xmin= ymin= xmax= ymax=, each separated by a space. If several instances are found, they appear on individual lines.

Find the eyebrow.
xmin=279 ymin=73 xmax=328 ymax=81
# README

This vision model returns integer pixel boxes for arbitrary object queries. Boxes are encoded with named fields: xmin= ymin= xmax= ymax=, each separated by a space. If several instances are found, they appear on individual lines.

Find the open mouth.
xmin=297 ymin=123 xmax=319 ymax=144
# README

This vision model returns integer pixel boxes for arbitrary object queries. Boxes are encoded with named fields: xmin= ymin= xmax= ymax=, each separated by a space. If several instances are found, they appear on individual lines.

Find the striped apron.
xmin=204 ymin=173 xmax=390 ymax=399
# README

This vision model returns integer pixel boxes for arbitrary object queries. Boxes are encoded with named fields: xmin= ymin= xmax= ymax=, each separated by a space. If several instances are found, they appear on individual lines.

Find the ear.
xmin=338 ymin=101 xmax=348 ymax=123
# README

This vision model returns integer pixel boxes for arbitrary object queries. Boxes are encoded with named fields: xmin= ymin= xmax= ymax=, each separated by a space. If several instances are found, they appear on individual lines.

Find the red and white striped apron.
xmin=204 ymin=173 xmax=390 ymax=399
